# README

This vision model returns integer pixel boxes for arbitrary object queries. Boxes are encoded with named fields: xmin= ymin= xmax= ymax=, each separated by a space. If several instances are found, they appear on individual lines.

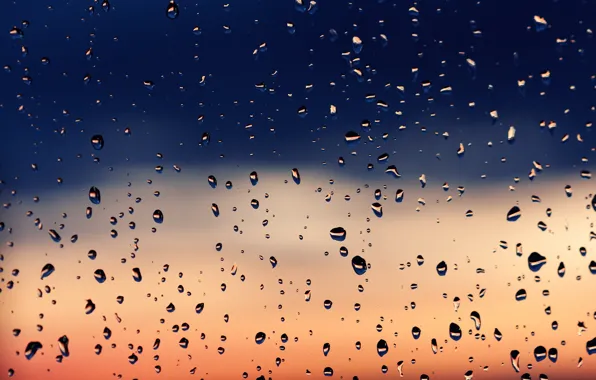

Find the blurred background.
xmin=1 ymin=0 xmax=595 ymax=379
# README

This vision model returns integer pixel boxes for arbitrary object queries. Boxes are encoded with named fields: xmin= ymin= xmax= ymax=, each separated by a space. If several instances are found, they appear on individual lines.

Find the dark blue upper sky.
xmin=1 ymin=0 xmax=595 ymax=190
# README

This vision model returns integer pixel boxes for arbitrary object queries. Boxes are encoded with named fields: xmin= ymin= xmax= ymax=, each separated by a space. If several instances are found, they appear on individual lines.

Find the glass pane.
xmin=1 ymin=1 xmax=595 ymax=380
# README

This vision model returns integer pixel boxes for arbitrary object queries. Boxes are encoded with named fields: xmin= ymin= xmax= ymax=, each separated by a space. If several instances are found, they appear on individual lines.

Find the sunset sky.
xmin=1 ymin=0 xmax=596 ymax=379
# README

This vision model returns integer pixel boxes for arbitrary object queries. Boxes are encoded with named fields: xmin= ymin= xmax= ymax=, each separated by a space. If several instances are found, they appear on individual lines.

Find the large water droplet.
xmin=153 ymin=209 xmax=164 ymax=223
xmin=40 ymin=263 xmax=55 ymax=279
xmin=94 ymin=269 xmax=107 ymax=283
xmin=166 ymin=0 xmax=179 ymax=19
xmin=528 ymin=252 xmax=547 ymax=272
xmin=507 ymin=206 xmax=521 ymax=222
xmin=255 ymin=332 xmax=266 ymax=344
xmin=449 ymin=323 xmax=462 ymax=341
xmin=376 ymin=339 xmax=388 ymax=357
xmin=250 ymin=171 xmax=259 ymax=186
xmin=351 ymin=256 xmax=367 ymax=275
xmin=533 ymin=346 xmax=547 ymax=362
xmin=24 ymin=341 xmax=43 ymax=360
xmin=330 ymin=227 xmax=346 ymax=241
xmin=515 ymin=289 xmax=527 ymax=301
xmin=470 ymin=311 xmax=481 ymax=330
xmin=89 ymin=186 xmax=101 ymax=205
xmin=91 ymin=135 xmax=104 ymax=150
xmin=132 ymin=267 xmax=142 ymax=282
xmin=510 ymin=350 xmax=521 ymax=372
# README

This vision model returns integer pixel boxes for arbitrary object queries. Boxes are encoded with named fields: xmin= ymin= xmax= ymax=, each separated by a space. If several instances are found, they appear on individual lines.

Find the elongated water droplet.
xmin=510 ymin=350 xmax=521 ymax=372
xmin=89 ymin=186 xmax=101 ymax=205
xmin=132 ymin=267 xmax=142 ymax=282
xmin=507 ymin=206 xmax=521 ymax=221
xmin=166 ymin=0 xmax=179 ymax=19
xmin=449 ymin=323 xmax=462 ymax=341
xmin=376 ymin=339 xmax=388 ymax=357
xmin=291 ymin=168 xmax=301 ymax=184
xmin=40 ymin=263 xmax=55 ymax=279
xmin=470 ymin=311 xmax=481 ymax=330
xmin=250 ymin=171 xmax=259 ymax=186
xmin=48 ymin=229 xmax=61 ymax=243
xmin=57 ymin=336 xmax=69 ymax=357
xmin=94 ymin=269 xmax=107 ymax=283
xmin=212 ymin=203 xmax=220 ymax=217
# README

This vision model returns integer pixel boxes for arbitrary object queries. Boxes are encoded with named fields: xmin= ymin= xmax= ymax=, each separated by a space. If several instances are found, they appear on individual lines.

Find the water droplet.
xmin=494 ymin=328 xmax=503 ymax=341
xmin=291 ymin=168 xmax=301 ymax=184
xmin=376 ymin=339 xmax=388 ymax=357
xmin=431 ymin=338 xmax=438 ymax=354
xmin=250 ymin=171 xmax=259 ymax=186
xmin=89 ymin=187 xmax=101 ymax=205
xmin=534 ymin=346 xmax=547 ymax=362
xmin=330 ymin=227 xmax=346 ymax=241
xmin=436 ymin=261 xmax=448 ymax=276
xmin=412 ymin=326 xmax=421 ymax=339
xmin=449 ymin=323 xmax=462 ymax=341
xmin=351 ymin=256 xmax=367 ymax=275
xmin=94 ymin=269 xmax=107 ymax=284
xmin=548 ymin=347 xmax=558 ymax=362
xmin=528 ymin=252 xmax=547 ymax=272
xmin=371 ymin=202 xmax=383 ymax=217
xmin=510 ymin=350 xmax=521 ymax=372
xmin=208 ymin=175 xmax=217 ymax=188
xmin=128 ymin=353 xmax=138 ymax=364
xmin=515 ymin=289 xmax=527 ymax=301
xmin=85 ymin=299 xmax=96 ymax=314
xmin=470 ymin=311 xmax=481 ymax=330
xmin=48 ymin=229 xmax=61 ymax=243
xmin=195 ymin=303 xmax=204 ymax=314
xmin=212 ymin=203 xmax=220 ymax=217
xmin=91 ymin=135 xmax=104 ymax=150
xmin=153 ymin=209 xmax=164 ymax=223
xmin=587 ymin=337 xmax=596 ymax=355
xmin=132 ymin=267 xmax=142 ymax=282
xmin=166 ymin=0 xmax=179 ymax=19
xmin=24 ymin=341 xmax=43 ymax=360
xmin=255 ymin=332 xmax=266 ymax=344
xmin=507 ymin=206 xmax=521 ymax=221
xmin=40 ymin=263 xmax=55 ymax=279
